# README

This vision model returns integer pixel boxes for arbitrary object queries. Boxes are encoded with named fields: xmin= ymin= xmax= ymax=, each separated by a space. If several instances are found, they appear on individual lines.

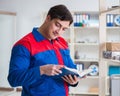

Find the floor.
xmin=0 ymin=91 xmax=21 ymax=96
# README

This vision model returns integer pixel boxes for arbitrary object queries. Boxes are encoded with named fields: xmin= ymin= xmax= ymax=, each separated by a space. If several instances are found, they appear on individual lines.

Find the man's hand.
xmin=40 ymin=64 xmax=64 ymax=76
xmin=62 ymin=75 xmax=79 ymax=85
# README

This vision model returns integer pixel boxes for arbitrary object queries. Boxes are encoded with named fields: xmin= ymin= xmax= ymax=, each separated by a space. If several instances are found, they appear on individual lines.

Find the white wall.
xmin=0 ymin=14 xmax=16 ymax=87
xmin=0 ymin=0 xmax=99 ymax=40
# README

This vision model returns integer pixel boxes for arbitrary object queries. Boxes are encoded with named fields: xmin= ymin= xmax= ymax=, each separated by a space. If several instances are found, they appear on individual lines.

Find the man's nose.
xmin=58 ymin=28 xmax=63 ymax=33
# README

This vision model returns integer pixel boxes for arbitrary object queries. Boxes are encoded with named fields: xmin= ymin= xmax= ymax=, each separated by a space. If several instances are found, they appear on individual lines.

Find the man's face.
xmin=44 ymin=15 xmax=70 ymax=40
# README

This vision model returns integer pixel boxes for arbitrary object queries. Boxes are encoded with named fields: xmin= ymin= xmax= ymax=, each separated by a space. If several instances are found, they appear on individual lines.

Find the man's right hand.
xmin=40 ymin=64 xmax=64 ymax=76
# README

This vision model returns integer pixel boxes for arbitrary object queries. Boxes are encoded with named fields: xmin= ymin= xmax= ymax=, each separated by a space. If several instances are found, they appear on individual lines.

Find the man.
xmin=8 ymin=4 xmax=79 ymax=96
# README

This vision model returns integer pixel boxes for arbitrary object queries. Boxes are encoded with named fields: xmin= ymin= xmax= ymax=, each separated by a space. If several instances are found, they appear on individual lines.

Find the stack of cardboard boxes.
xmin=103 ymin=42 xmax=120 ymax=61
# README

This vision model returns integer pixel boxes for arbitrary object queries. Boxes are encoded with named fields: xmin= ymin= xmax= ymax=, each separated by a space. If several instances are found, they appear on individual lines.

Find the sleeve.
xmin=7 ymin=45 xmax=41 ymax=87
xmin=69 ymin=82 xmax=78 ymax=87
xmin=62 ymin=47 xmax=79 ymax=87
xmin=66 ymin=52 xmax=79 ymax=87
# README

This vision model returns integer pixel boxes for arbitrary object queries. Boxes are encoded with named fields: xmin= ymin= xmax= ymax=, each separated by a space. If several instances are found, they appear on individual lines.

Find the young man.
xmin=8 ymin=4 xmax=79 ymax=96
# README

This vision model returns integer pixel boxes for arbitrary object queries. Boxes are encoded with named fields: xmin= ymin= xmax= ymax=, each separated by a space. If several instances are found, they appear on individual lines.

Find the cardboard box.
xmin=88 ymin=87 xmax=99 ymax=93
xmin=106 ymin=42 xmax=120 ymax=51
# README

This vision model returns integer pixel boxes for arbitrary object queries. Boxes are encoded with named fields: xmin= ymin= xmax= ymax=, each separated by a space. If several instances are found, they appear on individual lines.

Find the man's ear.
xmin=46 ymin=15 xmax=51 ymax=21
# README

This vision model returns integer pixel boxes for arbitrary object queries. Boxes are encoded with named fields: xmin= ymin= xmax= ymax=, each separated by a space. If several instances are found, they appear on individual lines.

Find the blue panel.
xmin=109 ymin=66 xmax=120 ymax=76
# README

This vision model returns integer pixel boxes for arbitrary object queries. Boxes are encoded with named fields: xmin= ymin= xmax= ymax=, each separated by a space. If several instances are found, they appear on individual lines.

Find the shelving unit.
xmin=99 ymin=0 xmax=120 ymax=96
xmin=61 ymin=11 xmax=100 ymax=96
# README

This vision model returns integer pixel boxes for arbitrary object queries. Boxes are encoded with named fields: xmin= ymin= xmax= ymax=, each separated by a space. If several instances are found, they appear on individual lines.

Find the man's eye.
xmin=56 ymin=23 xmax=60 ymax=27
xmin=63 ymin=28 xmax=68 ymax=31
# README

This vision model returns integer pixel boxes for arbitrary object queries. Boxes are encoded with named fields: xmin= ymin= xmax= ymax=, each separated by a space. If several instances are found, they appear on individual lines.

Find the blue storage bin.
xmin=109 ymin=66 xmax=120 ymax=76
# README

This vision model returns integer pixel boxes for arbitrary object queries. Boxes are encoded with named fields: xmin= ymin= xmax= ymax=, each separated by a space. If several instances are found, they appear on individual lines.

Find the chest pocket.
xmin=31 ymin=50 xmax=58 ymax=67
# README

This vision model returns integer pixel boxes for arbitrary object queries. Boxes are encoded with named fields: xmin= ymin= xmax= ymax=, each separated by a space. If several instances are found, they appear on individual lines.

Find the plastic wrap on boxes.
xmin=103 ymin=51 xmax=120 ymax=60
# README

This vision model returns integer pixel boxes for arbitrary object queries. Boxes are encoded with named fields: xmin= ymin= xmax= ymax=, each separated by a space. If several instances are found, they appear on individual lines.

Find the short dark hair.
xmin=47 ymin=4 xmax=73 ymax=25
